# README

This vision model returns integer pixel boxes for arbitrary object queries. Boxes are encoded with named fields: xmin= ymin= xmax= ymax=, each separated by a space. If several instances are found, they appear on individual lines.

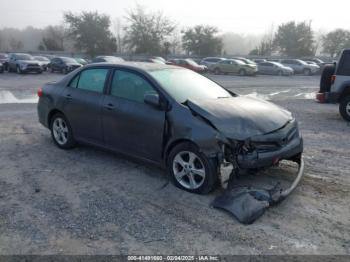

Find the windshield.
xmin=34 ymin=56 xmax=49 ymax=61
xmin=61 ymin=57 xmax=77 ymax=63
xmin=16 ymin=54 xmax=33 ymax=60
xmin=232 ymin=59 xmax=245 ymax=65
xmin=186 ymin=59 xmax=198 ymax=66
xmin=150 ymin=69 xmax=232 ymax=103
xmin=272 ymin=62 xmax=284 ymax=67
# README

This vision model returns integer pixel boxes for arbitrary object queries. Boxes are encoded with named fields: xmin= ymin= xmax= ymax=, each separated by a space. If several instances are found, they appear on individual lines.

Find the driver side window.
xmin=110 ymin=70 xmax=157 ymax=103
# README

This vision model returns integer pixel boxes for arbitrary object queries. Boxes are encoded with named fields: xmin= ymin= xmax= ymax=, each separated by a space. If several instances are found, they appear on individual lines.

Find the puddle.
xmin=0 ymin=91 xmax=38 ymax=104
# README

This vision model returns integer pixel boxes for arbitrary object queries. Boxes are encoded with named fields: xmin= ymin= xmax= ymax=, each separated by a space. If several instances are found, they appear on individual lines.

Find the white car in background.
xmin=280 ymin=59 xmax=319 ymax=75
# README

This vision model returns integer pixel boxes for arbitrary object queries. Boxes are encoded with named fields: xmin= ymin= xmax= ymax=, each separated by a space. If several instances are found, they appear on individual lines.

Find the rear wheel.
xmin=167 ymin=142 xmax=218 ymax=194
xmin=339 ymin=95 xmax=350 ymax=121
xmin=303 ymin=68 xmax=311 ymax=76
xmin=50 ymin=113 xmax=76 ymax=149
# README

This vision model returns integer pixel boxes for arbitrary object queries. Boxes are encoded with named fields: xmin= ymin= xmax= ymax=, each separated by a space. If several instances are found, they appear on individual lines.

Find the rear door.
xmin=61 ymin=67 xmax=110 ymax=144
xmin=102 ymin=69 xmax=166 ymax=162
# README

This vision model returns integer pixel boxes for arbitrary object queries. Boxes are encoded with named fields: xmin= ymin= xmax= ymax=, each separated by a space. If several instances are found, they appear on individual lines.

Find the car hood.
xmin=187 ymin=96 xmax=293 ymax=140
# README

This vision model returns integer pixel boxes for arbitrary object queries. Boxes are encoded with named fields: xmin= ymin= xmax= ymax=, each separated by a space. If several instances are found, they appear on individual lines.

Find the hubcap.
xmin=52 ymin=118 xmax=69 ymax=145
xmin=172 ymin=151 xmax=206 ymax=190
xmin=346 ymin=102 xmax=350 ymax=116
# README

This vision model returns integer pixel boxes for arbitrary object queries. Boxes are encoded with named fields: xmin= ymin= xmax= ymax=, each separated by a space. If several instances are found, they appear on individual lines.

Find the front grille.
xmin=251 ymin=120 xmax=299 ymax=152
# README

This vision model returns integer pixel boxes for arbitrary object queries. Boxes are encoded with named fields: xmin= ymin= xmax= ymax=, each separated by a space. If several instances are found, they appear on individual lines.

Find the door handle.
xmin=64 ymin=94 xmax=73 ymax=100
xmin=104 ymin=103 xmax=115 ymax=110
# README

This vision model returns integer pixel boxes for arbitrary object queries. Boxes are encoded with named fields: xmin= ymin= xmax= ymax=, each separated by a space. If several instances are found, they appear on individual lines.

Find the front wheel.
xmin=214 ymin=68 xmax=221 ymax=75
xmin=239 ymin=69 xmax=246 ymax=76
xmin=167 ymin=142 xmax=218 ymax=194
xmin=339 ymin=95 xmax=350 ymax=121
xmin=16 ymin=66 xmax=23 ymax=74
xmin=50 ymin=113 xmax=76 ymax=149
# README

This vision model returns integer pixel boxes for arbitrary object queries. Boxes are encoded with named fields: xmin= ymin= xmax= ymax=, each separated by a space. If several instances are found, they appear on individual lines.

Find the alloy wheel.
xmin=346 ymin=101 xmax=350 ymax=117
xmin=172 ymin=151 xmax=206 ymax=190
xmin=52 ymin=117 xmax=69 ymax=145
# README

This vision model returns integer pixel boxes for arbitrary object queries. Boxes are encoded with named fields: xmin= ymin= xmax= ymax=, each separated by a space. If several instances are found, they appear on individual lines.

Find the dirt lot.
xmin=0 ymin=72 xmax=349 ymax=255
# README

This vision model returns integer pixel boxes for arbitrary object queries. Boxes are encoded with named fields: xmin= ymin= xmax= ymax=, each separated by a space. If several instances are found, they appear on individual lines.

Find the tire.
xmin=50 ymin=67 xmax=55 ymax=73
xmin=319 ymin=64 xmax=335 ymax=93
xmin=37 ymin=70 xmax=43 ymax=74
xmin=214 ymin=68 xmax=221 ymax=75
xmin=167 ymin=142 xmax=218 ymax=194
xmin=16 ymin=66 xmax=23 ymax=74
xmin=239 ymin=69 xmax=246 ymax=76
xmin=339 ymin=95 xmax=350 ymax=121
xmin=303 ymin=68 xmax=311 ymax=76
xmin=50 ymin=113 xmax=76 ymax=149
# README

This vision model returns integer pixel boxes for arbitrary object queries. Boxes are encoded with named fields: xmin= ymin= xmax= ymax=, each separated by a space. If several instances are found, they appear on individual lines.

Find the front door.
xmin=102 ymin=69 xmax=165 ymax=162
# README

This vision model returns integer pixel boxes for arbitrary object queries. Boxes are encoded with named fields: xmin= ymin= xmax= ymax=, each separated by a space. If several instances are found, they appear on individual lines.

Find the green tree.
xmin=123 ymin=6 xmax=175 ymax=55
xmin=64 ymin=11 xmax=117 ymax=57
xmin=274 ymin=21 xmax=315 ymax=57
xmin=322 ymin=29 xmax=350 ymax=58
xmin=182 ymin=25 xmax=223 ymax=56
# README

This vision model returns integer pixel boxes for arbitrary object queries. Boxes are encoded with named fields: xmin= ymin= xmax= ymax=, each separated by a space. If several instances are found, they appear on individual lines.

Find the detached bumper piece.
xmin=212 ymin=158 xmax=304 ymax=224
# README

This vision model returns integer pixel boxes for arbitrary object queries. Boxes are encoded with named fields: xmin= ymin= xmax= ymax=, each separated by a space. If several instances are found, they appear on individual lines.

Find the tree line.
xmin=0 ymin=6 xmax=349 ymax=58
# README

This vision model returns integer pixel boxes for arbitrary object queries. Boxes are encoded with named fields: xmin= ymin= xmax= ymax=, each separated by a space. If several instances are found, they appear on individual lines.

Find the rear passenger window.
xmin=77 ymin=69 xmax=108 ymax=93
xmin=110 ymin=70 xmax=156 ymax=103
xmin=338 ymin=52 xmax=350 ymax=76
xmin=68 ymin=74 xmax=79 ymax=88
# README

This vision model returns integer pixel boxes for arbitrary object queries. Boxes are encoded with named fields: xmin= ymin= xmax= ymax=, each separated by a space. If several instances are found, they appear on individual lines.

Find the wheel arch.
xmin=163 ymin=138 xmax=199 ymax=162
xmin=47 ymin=109 xmax=65 ymax=127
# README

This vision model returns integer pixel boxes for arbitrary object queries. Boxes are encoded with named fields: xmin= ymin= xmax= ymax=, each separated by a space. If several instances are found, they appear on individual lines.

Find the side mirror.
xmin=144 ymin=93 xmax=160 ymax=108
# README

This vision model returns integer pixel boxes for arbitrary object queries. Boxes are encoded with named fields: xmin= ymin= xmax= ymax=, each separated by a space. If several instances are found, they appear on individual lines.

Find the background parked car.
xmin=91 ymin=56 xmax=124 ymax=63
xmin=8 ymin=53 xmax=42 ymax=74
xmin=322 ymin=49 xmax=350 ymax=121
xmin=200 ymin=57 xmax=226 ymax=67
xmin=74 ymin=58 xmax=88 ymax=65
xmin=0 ymin=62 xmax=4 ymax=73
xmin=210 ymin=59 xmax=257 ymax=76
xmin=50 ymin=57 xmax=82 ymax=74
xmin=34 ymin=56 xmax=51 ymax=71
xmin=0 ymin=53 xmax=9 ymax=71
xmin=280 ymin=59 xmax=319 ymax=75
xmin=167 ymin=58 xmax=207 ymax=73
xmin=258 ymin=61 xmax=294 ymax=76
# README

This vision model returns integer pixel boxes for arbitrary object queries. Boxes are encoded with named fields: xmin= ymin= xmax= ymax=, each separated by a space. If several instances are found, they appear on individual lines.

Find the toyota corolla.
xmin=37 ymin=62 xmax=303 ymax=194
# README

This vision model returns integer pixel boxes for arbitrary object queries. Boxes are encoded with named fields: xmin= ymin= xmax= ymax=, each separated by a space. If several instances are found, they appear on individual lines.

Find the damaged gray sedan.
xmin=37 ymin=62 xmax=303 ymax=194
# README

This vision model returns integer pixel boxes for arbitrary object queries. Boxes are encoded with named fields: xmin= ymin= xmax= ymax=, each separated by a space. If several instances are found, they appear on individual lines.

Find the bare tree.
xmin=123 ymin=5 xmax=176 ymax=55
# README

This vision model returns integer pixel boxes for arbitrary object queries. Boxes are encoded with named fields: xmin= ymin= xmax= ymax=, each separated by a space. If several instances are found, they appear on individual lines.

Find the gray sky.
xmin=1 ymin=0 xmax=349 ymax=34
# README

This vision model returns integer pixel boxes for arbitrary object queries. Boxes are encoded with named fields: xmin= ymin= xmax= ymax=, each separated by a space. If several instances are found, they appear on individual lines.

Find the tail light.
xmin=331 ymin=75 xmax=336 ymax=84
xmin=37 ymin=87 xmax=43 ymax=97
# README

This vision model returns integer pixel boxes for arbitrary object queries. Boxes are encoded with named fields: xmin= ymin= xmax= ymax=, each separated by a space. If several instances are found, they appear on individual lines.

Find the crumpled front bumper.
xmin=237 ymin=136 xmax=303 ymax=169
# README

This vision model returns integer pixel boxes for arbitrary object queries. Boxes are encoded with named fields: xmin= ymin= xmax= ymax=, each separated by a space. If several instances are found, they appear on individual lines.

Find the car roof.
xmin=84 ymin=61 xmax=180 ymax=72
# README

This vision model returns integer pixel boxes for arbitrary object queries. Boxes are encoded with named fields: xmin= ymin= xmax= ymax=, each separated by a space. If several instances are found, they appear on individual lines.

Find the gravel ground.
xmin=0 ymin=72 xmax=349 ymax=255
